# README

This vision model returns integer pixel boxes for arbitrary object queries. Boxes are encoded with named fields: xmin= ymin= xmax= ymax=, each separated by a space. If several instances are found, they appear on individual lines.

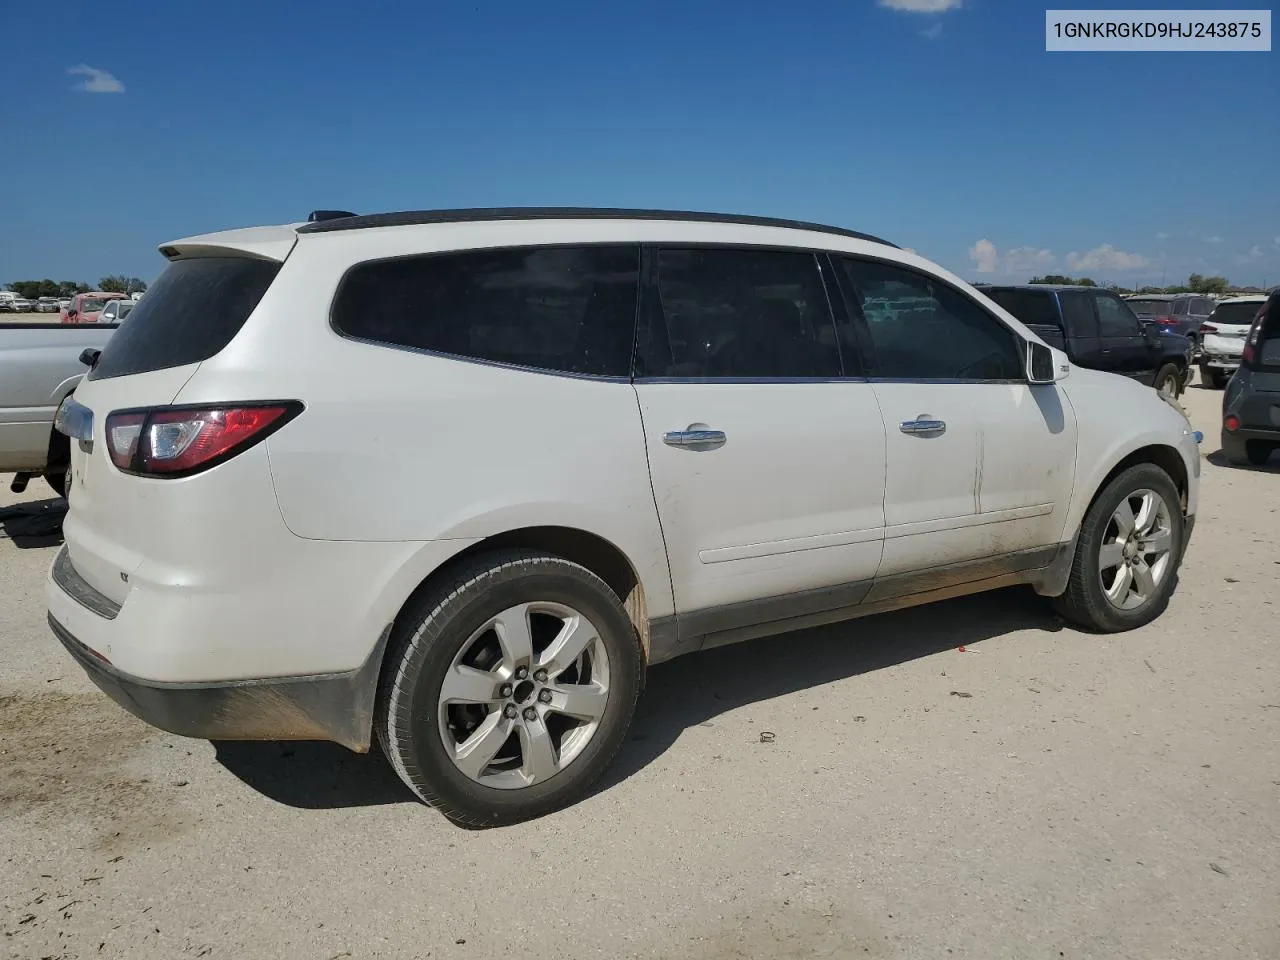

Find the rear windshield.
xmin=1125 ymin=299 xmax=1170 ymax=316
xmin=1210 ymin=302 xmax=1264 ymax=327
xmin=90 ymin=257 xmax=280 ymax=380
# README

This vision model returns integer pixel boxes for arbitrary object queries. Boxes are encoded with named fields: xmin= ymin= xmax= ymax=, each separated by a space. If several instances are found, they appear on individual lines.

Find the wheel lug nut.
xmin=538 ymin=689 xmax=552 ymax=703
xmin=515 ymin=667 xmax=529 ymax=680
xmin=534 ymin=669 xmax=548 ymax=682
xmin=503 ymin=704 xmax=518 ymax=719
xmin=499 ymin=684 xmax=513 ymax=698
xmin=523 ymin=707 xmax=537 ymax=721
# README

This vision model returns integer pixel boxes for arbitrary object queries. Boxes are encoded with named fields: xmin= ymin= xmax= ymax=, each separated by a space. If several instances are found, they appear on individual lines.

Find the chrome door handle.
xmin=663 ymin=428 xmax=726 ymax=448
xmin=899 ymin=417 xmax=946 ymax=436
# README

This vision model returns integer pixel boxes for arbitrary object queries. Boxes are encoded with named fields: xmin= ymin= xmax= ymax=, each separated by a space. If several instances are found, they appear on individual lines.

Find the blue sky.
xmin=1 ymin=0 xmax=1276 ymax=288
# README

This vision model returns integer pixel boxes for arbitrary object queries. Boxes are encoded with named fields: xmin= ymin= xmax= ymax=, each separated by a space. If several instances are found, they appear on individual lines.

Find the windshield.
xmin=79 ymin=298 xmax=113 ymax=312
xmin=1210 ymin=302 xmax=1264 ymax=327
xmin=1126 ymin=299 xmax=1170 ymax=317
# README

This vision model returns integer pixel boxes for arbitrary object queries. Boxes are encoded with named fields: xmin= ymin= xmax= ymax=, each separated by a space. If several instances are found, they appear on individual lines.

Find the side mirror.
xmin=79 ymin=348 xmax=102 ymax=368
xmin=1026 ymin=340 xmax=1069 ymax=384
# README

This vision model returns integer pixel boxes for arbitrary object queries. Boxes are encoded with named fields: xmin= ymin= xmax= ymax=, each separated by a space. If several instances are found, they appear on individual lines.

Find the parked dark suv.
xmin=1221 ymin=291 xmax=1280 ymax=466
xmin=1125 ymin=293 xmax=1216 ymax=342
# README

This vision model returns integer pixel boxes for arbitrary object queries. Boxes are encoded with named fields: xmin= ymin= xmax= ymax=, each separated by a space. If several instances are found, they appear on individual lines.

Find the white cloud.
xmin=1274 ymin=235 xmax=1280 ymax=247
xmin=921 ymin=21 xmax=944 ymax=38
xmin=1202 ymin=235 xmax=1224 ymax=244
xmin=68 ymin=64 xmax=124 ymax=93
xmin=879 ymin=0 xmax=962 ymax=10
xmin=968 ymin=239 xmax=999 ymax=273
xmin=1156 ymin=232 xmax=1169 ymax=240
xmin=1236 ymin=245 xmax=1264 ymax=264
xmin=1065 ymin=244 xmax=1151 ymax=272
xmin=1003 ymin=246 xmax=1056 ymax=273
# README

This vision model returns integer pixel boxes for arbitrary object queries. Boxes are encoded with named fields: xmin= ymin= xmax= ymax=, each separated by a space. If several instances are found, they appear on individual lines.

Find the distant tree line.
xmin=4 ymin=276 xmax=148 ymax=299
xmin=1028 ymin=273 xmax=1232 ymax=296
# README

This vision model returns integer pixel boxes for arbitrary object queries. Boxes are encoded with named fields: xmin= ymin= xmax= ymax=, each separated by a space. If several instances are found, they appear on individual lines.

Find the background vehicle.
xmin=36 ymin=297 xmax=61 ymax=313
xmin=1221 ymin=292 xmax=1280 ymax=465
xmin=979 ymin=284 xmax=1193 ymax=397
xmin=4 ymin=296 xmax=35 ymax=313
xmin=49 ymin=208 xmax=1199 ymax=827
xmin=98 ymin=299 xmax=135 ymax=323
xmin=0 ymin=321 xmax=118 ymax=495
xmin=1125 ymin=293 xmax=1216 ymax=342
xmin=60 ymin=291 xmax=127 ymax=324
xmin=1199 ymin=295 xmax=1267 ymax=389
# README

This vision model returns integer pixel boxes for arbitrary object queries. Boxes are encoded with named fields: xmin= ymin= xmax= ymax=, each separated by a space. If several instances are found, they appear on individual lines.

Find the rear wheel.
xmin=1245 ymin=441 xmax=1275 ymax=466
xmin=1199 ymin=364 xmax=1226 ymax=389
xmin=1053 ymin=464 xmax=1184 ymax=633
xmin=377 ymin=550 xmax=643 ymax=826
xmin=1153 ymin=363 xmax=1182 ymax=399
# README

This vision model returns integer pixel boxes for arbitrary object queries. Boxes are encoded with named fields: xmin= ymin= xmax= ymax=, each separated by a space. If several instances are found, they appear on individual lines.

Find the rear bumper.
xmin=49 ymin=612 xmax=386 ymax=752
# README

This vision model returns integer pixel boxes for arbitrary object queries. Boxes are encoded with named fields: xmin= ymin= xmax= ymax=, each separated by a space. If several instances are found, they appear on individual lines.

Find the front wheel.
xmin=377 ymin=550 xmax=644 ymax=826
xmin=1053 ymin=464 xmax=1184 ymax=633
xmin=1153 ymin=363 xmax=1182 ymax=400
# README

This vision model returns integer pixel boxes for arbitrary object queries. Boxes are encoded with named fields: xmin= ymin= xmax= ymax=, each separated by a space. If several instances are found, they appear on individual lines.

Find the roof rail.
xmin=307 ymin=210 xmax=358 ymax=223
xmin=295 ymin=206 xmax=897 ymax=247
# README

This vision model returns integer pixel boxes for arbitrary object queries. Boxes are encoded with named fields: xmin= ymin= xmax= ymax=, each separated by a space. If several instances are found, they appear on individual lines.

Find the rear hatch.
xmin=62 ymin=247 xmax=289 ymax=604
xmin=1240 ymin=301 xmax=1280 ymax=427
xmin=1202 ymin=301 xmax=1263 ymax=357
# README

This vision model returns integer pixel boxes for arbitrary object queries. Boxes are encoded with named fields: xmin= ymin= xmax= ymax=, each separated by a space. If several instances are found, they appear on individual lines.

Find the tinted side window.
xmin=1172 ymin=299 xmax=1189 ymax=315
xmin=981 ymin=289 xmax=1061 ymax=328
xmin=1060 ymin=291 xmax=1099 ymax=337
xmin=333 ymin=245 xmax=640 ymax=377
xmin=646 ymin=248 xmax=840 ymax=378
xmin=90 ymin=258 xmax=280 ymax=380
xmin=1095 ymin=293 xmax=1142 ymax=337
xmin=1190 ymin=297 xmax=1214 ymax=316
xmin=838 ymin=258 xmax=1021 ymax=380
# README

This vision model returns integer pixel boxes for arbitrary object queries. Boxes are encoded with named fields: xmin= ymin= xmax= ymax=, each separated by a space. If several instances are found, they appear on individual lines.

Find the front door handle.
xmin=899 ymin=416 xmax=946 ymax=436
xmin=663 ymin=427 xmax=726 ymax=448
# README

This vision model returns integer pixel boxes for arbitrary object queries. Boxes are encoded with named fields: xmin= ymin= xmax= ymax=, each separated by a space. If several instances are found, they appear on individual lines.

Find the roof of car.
xmin=1218 ymin=295 xmax=1268 ymax=303
xmin=977 ymin=284 xmax=1103 ymax=293
xmin=292 ymin=207 xmax=899 ymax=247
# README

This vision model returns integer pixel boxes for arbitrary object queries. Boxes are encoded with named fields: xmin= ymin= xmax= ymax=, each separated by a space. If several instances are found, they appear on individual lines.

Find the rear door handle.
xmin=663 ymin=428 xmax=726 ymax=448
xmin=899 ymin=417 xmax=946 ymax=436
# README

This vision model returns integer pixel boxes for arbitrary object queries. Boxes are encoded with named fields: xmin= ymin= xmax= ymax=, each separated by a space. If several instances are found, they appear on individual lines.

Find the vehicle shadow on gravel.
xmin=212 ymin=586 xmax=1063 ymax=811
xmin=593 ymin=586 xmax=1064 ymax=797
xmin=212 ymin=740 xmax=417 ymax=808
xmin=1205 ymin=449 xmax=1280 ymax=472
xmin=0 ymin=497 xmax=66 ymax=548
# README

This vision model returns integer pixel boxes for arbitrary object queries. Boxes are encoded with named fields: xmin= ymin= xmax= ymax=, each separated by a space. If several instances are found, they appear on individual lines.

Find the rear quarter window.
xmin=89 ymin=257 xmax=280 ymax=380
xmin=331 ymin=245 xmax=641 ymax=378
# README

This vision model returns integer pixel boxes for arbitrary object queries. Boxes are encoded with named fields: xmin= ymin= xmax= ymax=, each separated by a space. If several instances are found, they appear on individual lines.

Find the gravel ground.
xmin=2 ymin=384 xmax=1277 ymax=960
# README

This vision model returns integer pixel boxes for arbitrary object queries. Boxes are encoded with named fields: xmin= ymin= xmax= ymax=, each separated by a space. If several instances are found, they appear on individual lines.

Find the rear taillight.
xmin=104 ymin=403 xmax=302 ymax=477
xmin=1241 ymin=307 xmax=1266 ymax=366
xmin=1224 ymin=414 xmax=1240 ymax=432
xmin=1199 ymin=323 xmax=1218 ymax=334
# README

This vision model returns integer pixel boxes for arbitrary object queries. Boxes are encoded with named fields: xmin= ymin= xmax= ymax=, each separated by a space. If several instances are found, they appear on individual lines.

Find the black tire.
xmin=1153 ymin=363 xmax=1182 ymax=398
xmin=1245 ymin=441 xmax=1275 ymax=466
xmin=1199 ymin=365 xmax=1226 ymax=390
xmin=376 ymin=550 xmax=643 ymax=826
xmin=43 ymin=471 xmax=67 ymax=498
xmin=1052 ymin=463 xmax=1184 ymax=633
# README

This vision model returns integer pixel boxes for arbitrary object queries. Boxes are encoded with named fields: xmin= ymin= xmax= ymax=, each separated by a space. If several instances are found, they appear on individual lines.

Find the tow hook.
xmin=10 ymin=472 xmax=33 ymax=494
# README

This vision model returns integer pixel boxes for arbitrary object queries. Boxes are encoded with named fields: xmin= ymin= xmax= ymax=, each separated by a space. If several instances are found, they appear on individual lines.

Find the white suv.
xmin=48 ymin=208 xmax=1200 ymax=825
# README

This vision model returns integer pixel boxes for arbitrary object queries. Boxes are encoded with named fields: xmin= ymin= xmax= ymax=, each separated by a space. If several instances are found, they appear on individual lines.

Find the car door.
xmin=633 ymin=246 xmax=886 ymax=645
xmin=1094 ymin=291 xmax=1153 ymax=381
xmin=833 ymin=256 xmax=1076 ymax=595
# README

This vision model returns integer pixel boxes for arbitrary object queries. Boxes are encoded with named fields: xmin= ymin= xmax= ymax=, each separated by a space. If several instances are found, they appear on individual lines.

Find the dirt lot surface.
xmin=2 ymin=383 xmax=1277 ymax=960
